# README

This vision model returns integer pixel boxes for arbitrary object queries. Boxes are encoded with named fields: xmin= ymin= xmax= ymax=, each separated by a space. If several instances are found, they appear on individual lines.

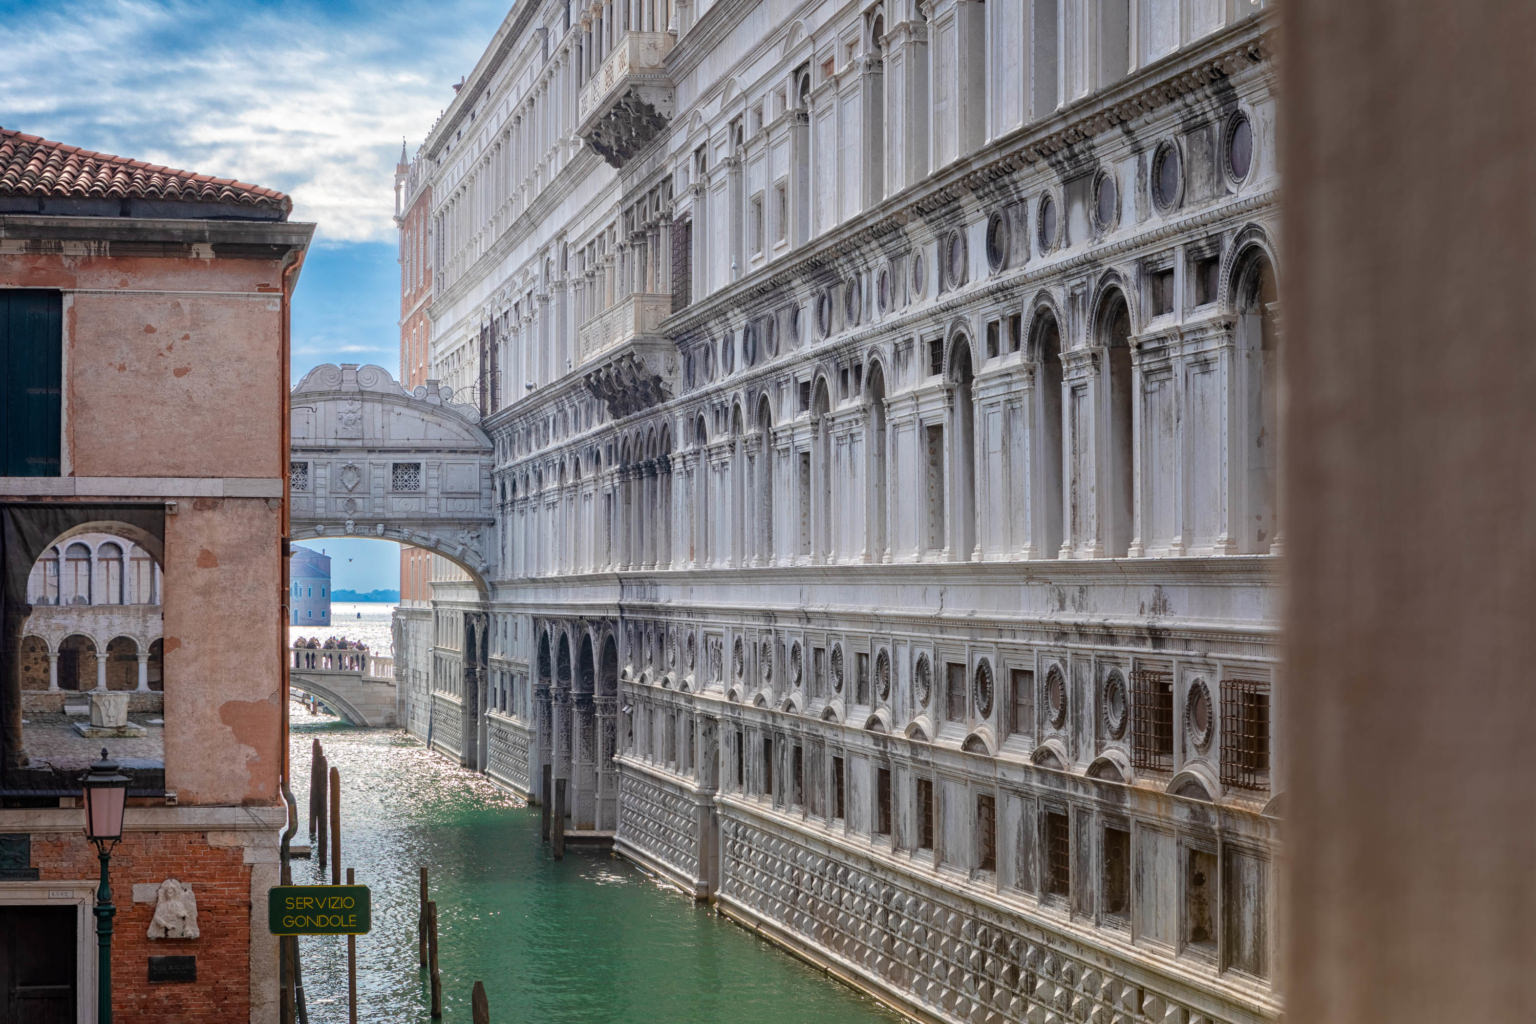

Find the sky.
xmin=2 ymin=0 xmax=511 ymax=592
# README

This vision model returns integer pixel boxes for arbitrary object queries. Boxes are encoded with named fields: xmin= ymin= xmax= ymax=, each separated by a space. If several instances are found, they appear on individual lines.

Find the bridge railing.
xmin=290 ymin=646 xmax=395 ymax=681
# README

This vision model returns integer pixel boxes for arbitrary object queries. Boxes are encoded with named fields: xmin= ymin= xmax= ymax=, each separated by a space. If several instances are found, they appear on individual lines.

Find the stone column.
xmin=47 ymin=651 xmax=58 ymax=692
xmin=95 ymin=650 xmax=107 ymax=692
xmin=136 ymin=653 xmax=149 ymax=692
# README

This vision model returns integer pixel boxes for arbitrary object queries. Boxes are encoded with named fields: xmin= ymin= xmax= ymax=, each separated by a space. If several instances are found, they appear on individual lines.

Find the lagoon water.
xmin=287 ymin=716 xmax=907 ymax=1024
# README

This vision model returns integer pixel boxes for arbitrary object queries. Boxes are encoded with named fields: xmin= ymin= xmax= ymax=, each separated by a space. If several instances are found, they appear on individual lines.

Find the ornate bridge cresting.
xmin=290 ymin=364 xmax=495 ymax=584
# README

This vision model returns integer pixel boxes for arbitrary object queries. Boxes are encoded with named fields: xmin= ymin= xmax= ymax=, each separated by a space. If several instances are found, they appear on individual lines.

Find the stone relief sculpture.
xmin=147 ymin=878 xmax=200 ymax=940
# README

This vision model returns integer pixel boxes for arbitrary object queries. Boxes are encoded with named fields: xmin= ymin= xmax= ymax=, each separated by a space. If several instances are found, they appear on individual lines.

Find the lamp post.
xmin=82 ymin=749 xmax=130 ymax=1024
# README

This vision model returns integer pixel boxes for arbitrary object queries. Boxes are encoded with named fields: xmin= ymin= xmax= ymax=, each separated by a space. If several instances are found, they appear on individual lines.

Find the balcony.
xmin=577 ymin=32 xmax=675 ymax=167
xmin=579 ymin=292 xmax=673 ymax=364
xmin=578 ymin=293 xmax=678 ymax=419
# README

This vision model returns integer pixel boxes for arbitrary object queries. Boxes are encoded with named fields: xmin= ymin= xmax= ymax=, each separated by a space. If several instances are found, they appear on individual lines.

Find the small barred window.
xmin=289 ymin=461 xmax=310 ymax=491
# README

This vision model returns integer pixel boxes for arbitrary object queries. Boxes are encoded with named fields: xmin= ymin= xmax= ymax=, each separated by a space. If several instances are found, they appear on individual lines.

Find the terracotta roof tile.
xmin=0 ymin=127 xmax=291 ymax=216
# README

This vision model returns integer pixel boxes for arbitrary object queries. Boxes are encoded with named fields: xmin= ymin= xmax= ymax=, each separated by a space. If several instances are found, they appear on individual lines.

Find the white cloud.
xmin=1 ymin=0 xmax=505 ymax=243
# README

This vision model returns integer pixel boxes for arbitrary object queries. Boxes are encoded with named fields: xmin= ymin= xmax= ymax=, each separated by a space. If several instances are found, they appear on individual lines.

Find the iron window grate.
xmin=289 ymin=461 xmax=309 ymax=491
xmin=1220 ymin=678 xmax=1271 ymax=790
xmin=392 ymin=462 xmax=423 ymax=492
xmin=1131 ymin=669 xmax=1174 ymax=771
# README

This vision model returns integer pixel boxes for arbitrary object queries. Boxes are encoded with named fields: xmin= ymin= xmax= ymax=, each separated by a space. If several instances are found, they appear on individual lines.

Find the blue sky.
xmin=2 ymin=0 xmax=511 ymax=591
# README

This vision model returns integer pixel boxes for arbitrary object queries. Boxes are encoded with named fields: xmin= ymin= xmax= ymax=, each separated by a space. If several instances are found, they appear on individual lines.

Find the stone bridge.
xmin=289 ymin=647 xmax=397 ymax=727
xmin=290 ymin=364 xmax=495 ymax=584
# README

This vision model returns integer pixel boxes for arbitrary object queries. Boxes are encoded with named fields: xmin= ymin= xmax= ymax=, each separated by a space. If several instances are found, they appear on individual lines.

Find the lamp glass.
xmin=82 ymin=750 xmax=130 ymax=844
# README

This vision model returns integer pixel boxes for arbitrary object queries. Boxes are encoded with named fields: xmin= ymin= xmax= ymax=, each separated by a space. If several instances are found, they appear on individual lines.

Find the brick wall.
xmin=31 ymin=829 xmax=253 ymax=1023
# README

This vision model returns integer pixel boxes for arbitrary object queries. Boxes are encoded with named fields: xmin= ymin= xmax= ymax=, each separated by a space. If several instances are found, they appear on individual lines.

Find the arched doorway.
xmin=573 ymin=634 xmax=597 ymax=829
xmin=104 ymin=636 xmax=138 ymax=691
xmin=57 ymin=635 xmax=95 ymax=692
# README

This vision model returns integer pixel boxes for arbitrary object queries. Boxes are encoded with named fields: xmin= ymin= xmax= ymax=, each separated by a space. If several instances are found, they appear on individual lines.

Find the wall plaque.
xmin=148 ymin=956 xmax=197 ymax=983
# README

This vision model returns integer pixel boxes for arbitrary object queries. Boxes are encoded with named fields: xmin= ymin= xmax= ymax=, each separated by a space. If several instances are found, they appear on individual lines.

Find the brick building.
xmin=0 ymin=127 xmax=311 ymax=1023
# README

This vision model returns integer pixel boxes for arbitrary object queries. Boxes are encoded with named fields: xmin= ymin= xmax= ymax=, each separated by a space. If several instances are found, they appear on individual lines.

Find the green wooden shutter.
xmin=0 ymin=290 xmax=63 ymax=477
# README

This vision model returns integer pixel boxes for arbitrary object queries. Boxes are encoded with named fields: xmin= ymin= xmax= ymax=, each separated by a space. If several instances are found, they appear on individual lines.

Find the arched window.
xmin=96 ymin=542 xmax=125 ymax=604
xmin=1100 ymin=293 xmax=1135 ymax=557
xmin=1031 ymin=311 xmax=1065 ymax=558
xmin=755 ymin=398 xmax=774 ymax=564
xmin=866 ymin=11 xmax=887 ymax=203
xmin=866 ymin=362 xmax=889 ymax=560
xmin=64 ymin=543 xmax=91 ymax=604
xmin=1237 ymin=251 xmax=1280 ymax=552
xmin=812 ymin=378 xmax=833 ymax=560
xmin=730 ymin=405 xmax=746 ymax=566
xmin=949 ymin=336 xmax=977 ymax=560
xmin=694 ymin=414 xmax=710 ymax=566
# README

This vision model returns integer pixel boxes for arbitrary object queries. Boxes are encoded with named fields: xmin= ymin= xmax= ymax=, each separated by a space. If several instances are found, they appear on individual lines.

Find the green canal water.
xmin=289 ymin=717 xmax=909 ymax=1024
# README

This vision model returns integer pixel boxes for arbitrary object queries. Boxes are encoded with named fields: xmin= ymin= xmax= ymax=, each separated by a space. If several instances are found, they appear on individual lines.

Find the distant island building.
xmin=290 ymin=546 xmax=332 ymax=625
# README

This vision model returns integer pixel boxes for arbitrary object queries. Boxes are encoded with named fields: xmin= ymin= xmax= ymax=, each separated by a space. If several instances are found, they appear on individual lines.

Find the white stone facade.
xmin=397 ymin=2 xmax=1280 ymax=1022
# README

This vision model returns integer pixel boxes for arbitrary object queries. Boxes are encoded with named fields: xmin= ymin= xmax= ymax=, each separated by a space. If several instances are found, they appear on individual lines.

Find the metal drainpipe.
xmin=277 ymin=245 xmax=307 ymax=1024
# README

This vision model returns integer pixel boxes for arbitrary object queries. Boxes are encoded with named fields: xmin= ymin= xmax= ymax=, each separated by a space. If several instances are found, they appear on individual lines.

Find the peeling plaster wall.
xmin=162 ymin=496 xmax=283 ymax=805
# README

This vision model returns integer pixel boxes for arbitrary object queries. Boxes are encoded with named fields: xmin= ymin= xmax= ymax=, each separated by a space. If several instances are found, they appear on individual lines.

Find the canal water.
xmin=288 ymin=717 xmax=909 ymax=1024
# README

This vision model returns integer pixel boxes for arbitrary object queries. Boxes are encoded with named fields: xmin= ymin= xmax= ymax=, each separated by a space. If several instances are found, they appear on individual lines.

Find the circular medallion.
xmin=975 ymin=660 xmax=994 ymax=718
xmin=911 ymin=251 xmax=926 ymax=298
xmin=1045 ymin=665 xmax=1067 ymax=729
xmin=1102 ymin=670 xmax=1128 ymax=740
xmin=985 ymin=213 xmax=1010 ymax=272
xmin=1226 ymin=111 xmax=1254 ymax=182
xmin=1038 ymin=194 xmax=1058 ymax=253
xmin=874 ymin=649 xmax=891 ymax=702
xmin=946 ymin=230 xmax=967 ymax=288
xmin=1094 ymin=171 xmax=1118 ymax=233
xmin=686 ymin=633 xmax=696 ymax=670
xmin=1153 ymin=141 xmax=1183 ymax=211
xmin=733 ymin=637 xmax=745 ymax=679
xmin=760 ymin=640 xmax=773 ymax=685
xmin=1186 ymin=679 xmax=1214 ymax=752
xmin=831 ymin=645 xmax=845 ymax=694
xmin=914 ymin=655 xmax=932 ymax=708
xmin=791 ymin=642 xmax=803 ymax=688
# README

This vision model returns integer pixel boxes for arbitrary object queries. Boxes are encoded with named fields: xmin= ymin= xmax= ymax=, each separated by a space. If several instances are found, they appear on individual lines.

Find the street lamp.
xmin=82 ymin=749 xmax=131 ymax=1024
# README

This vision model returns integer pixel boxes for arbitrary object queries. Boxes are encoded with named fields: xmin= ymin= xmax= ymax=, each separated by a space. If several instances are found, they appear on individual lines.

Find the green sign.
xmin=268 ymin=885 xmax=371 ymax=935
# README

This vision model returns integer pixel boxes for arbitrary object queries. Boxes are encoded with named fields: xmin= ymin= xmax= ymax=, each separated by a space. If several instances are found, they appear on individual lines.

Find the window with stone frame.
xmin=1009 ymin=668 xmax=1035 ymax=739
xmin=734 ymin=727 xmax=745 ymax=790
xmin=875 ymin=766 xmax=892 ymax=837
xmin=0 ymin=290 xmax=63 ymax=476
xmin=831 ymin=755 xmax=845 ymax=821
xmin=916 ymin=777 xmax=935 ymax=852
xmin=976 ymin=793 xmax=997 ymax=872
xmin=761 ymin=736 xmax=774 ymax=798
xmin=1220 ymin=678 xmax=1272 ymax=790
xmin=1043 ymin=809 xmax=1071 ymax=899
xmin=945 ymin=661 xmax=967 ymax=722
xmin=1102 ymin=825 xmax=1131 ymax=926
xmin=289 ymin=461 xmax=310 ymax=491
xmin=1131 ymin=668 xmax=1175 ymax=771
xmin=1185 ymin=846 xmax=1218 ymax=954
xmin=791 ymin=743 xmax=804 ymax=808
xmin=392 ymin=462 xmax=423 ymax=492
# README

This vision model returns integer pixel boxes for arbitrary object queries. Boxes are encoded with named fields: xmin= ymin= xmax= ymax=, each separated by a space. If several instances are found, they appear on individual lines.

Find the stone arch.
xmin=1087 ymin=269 xmax=1139 ymax=344
xmin=1088 ymin=751 xmax=1133 ymax=783
xmin=948 ymin=326 xmax=979 ymax=560
xmin=962 ymin=729 xmax=995 ymax=756
xmin=599 ymin=634 xmax=619 ymax=697
xmin=553 ymin=629 xmax=571 ymax=690
xmin=1031 ymin=738 xmax=1070 ymax=770
xmin=1221 ymin=224 xmax=1280 ymax=312
xmin=904 ymin=716 xmax=932 ymax=743
xmin=577 ymin=633 xmax=595 ymax=695
xmin=1169 ymin=765 xmax=1218 ymax=802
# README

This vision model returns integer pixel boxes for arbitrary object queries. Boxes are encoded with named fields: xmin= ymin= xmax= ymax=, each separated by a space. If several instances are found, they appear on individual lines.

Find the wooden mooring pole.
xmin=346 ymin=867 xmax=358 ymax=1024
xmin=540 ymin=763 xmax=552 ymax=843
xmin=471 ymin=980 xmax=489 ymax=1024
xmin=316 ymin=751 xmax=328 ymax=872
xmin=553 ymin=778 xmax=567 ymax=860
xmin=329 ymin=765 xmax=341 ymax=886
xmin=427 ymin=901 xmax=442 ymax=1018
xmin=418 ymin=867 xmax=429 ymax=967
xmin=309 ymin=739 xmax=321 ymax=835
